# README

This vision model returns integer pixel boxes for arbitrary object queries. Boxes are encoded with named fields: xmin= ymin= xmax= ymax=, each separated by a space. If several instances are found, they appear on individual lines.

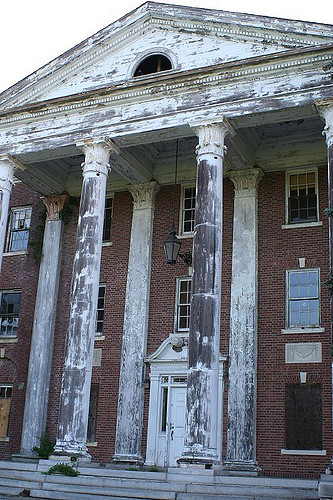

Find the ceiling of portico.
xmin=13 ymin=112 xmax=326 ymax=196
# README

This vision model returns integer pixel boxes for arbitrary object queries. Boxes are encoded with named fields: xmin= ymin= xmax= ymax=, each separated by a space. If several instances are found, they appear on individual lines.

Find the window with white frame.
xmin=102 ymin=198 xmax=113 ymax=243
xmin=286 ymin=170 xmax=318 ymax=224
xmin=286 ymin=269 xmax=320 ymax=329
xmin=175 ymin=277 xmax=191 ymax=332
xmin=179 ymin=185 xmax=196 ymax=236
xmin=0 ymin=385 xmax=12 ymax=439
xmin=0 ymin=291 xmax=21 ymax=337
xmin=95 ymin=285 xmax=106 ymax=335
xmin=6 ymin=207 xmax=32 ymax=252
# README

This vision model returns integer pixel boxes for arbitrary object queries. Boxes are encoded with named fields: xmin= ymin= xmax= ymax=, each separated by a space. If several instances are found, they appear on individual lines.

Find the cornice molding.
xmin=0 ymin=51 xmax=331 ymax=127
xmin=0 ymin=14 xmax=328 ymax=111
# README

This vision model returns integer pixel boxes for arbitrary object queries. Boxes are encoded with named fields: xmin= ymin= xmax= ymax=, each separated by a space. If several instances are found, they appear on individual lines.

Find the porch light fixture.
xmin=163 ymin=139 xmax=192 ymax=266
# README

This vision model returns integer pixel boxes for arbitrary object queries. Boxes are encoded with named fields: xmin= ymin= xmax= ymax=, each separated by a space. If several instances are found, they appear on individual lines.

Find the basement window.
xmin=134 ymin=54 xmax=172 ymax=77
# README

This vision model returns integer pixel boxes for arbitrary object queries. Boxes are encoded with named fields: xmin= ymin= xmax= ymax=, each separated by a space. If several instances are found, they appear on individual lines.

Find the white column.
xmin=0 ymin=155 xmax=20 ymax=272
xmin=318 ymin=103 xmax=333 ymax=470
xmin=114 ymin=181 xmax=160 ymax=463
xmin=224 ymin=168 xmax=263 ymax=474
xmin=20 ymin=195 xmax=67 ymax=456
xmin=180 ymin=121 xmax=230 ymax=466
xmin=53 ymin=138 xmax=113 ymax=459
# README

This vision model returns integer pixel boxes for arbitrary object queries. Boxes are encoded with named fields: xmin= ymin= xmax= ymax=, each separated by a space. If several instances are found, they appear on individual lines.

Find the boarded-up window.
xmin=285 ymin=383 xmax=322 ymax=450
xmin=87 ymin=384 xmax=99 ymax=443
xmin=0 ymin=385 xmax=12 ymax=438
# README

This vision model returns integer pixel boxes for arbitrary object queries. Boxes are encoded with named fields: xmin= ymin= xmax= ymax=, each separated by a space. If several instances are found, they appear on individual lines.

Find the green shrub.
xmin=32 ymin=431 xmax=55 ymax=459
xmin=46 ymin=463 xmax=78 ymax=477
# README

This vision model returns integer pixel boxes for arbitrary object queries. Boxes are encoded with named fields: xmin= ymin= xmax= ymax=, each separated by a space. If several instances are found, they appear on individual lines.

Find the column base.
xmin=113 ymin=453 xmax=143 ymax=465
xmin=51 ymin=442 xmax=91 ymax=461
xmin=223 ymin=459 xmax=261 ymax=476
xmin=178 ymin=451 xmax=220 ymax=469
xmin=12 ymin=453 xmax=39 ymax=463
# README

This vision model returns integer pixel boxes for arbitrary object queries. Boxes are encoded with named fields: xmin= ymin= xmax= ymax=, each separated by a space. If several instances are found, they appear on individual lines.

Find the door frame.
xmin=145 ymin=335 xmax=225 ymax=467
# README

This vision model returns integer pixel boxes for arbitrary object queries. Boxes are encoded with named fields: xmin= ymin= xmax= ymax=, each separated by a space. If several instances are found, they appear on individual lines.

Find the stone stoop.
xmin=0 ymin=460 xmax=319 ymax=500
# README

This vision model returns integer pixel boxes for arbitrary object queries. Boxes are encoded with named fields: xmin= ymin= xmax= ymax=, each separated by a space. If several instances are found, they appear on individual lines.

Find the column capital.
xmin=41 ymin=194 xmax=68 ymax=221
xmin=77 ymin=137 xmax=117 ymax=177
xmin=316 ymin=100 xmax=333 ymax=147
xmin=228 ymin=168 xmax=264 ymax=196
xmin=128 ymin=181 xmax=160 ymax=210
xmin=0 ymin=155 xmax=25 ymax=189
xmin=189 ymin=119 xmax=235 ymax=159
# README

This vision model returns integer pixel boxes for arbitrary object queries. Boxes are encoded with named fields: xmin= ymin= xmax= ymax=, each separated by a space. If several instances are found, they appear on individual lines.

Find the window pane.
xmin=288 ymin=172 xmax=317 ymax=223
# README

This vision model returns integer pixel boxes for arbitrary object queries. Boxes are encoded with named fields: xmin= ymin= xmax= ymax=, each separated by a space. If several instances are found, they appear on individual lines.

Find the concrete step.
xmin=30 ymin=491 xmax=144 ymax=500
xmin=0 ymin=476 xmax=41 ymax=490
xmin=42 ymin=481 xmax=176 ymax=499
xmin=0 ymin=484 xmax=24 ymax=497
xmin=186 ymin=482 xmax=318 ymax=499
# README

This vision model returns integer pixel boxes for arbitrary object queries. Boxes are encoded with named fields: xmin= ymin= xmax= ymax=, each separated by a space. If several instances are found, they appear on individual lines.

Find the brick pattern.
xmin=0 ymin=170 xmax=331 ymax=478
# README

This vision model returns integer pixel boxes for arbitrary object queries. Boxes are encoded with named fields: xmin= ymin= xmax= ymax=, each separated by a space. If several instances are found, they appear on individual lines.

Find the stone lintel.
xmin=42 ymin=194 xmax=68 ymax=221
xmin=128 ymin=181 xmax=160 ymax=210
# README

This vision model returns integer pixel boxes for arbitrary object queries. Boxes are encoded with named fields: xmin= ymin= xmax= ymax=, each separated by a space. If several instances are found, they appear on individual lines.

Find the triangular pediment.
xmin=1 ymin=2 xmax=333 ymax=111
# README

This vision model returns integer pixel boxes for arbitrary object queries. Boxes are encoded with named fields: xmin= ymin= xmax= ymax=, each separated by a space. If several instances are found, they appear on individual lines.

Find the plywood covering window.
xmin=6 ymin=206 xmax=32 ymax=252
xmin=87 ymin=383 xmax=99 ymax=444
xmin=285 ymin=383 xmax=322 ymax=450
xmin=0 ymin=385 xmax=12 ymax=439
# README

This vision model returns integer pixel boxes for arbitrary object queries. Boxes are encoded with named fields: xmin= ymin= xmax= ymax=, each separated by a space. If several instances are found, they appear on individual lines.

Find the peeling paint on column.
xmin=225 ymin=168 xmax=263 ymax=473
xmin=20 ymin=195 xmax=67 ymax=456
xmin=180 ymin=121 xmax=231 ymax=465
xmin=114 ymin=181 xmax=160 ymax=464
xmin=53 ymin=139 xmax=112 ymax=459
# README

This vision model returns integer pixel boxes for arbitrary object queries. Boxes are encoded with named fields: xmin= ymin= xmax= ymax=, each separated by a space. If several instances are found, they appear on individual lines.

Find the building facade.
xmin=0 ymin=1 xmax=333 ymax=479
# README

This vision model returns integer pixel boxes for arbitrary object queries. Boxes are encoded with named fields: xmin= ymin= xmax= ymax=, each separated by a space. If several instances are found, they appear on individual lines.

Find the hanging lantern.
xmin=163 ymin=229 xmax=182 ymax=265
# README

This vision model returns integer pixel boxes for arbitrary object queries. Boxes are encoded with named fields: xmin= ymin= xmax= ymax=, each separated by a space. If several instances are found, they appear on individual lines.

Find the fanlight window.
xmin=134 ymin=54 xmax=172 ymax=77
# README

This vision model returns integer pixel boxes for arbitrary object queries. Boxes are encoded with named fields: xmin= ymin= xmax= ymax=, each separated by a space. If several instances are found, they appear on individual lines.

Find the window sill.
xmin=0 ymin=336 xmax=18 ymax=344
xmin=102 ymin=242 xmax=113 ymax=247
xmin=86 ymin=442 xmax=98 ymax=447
xmin=3 ymin=250 xmax=28 ymax=257
xmin=177 ymin=233 xmax=193 ymax=240
xmin=0 ymin=437 xmax=9 ymax=442
xmin=281 ymin=449 xmax=326 ymax=456
xmin=94 ymin=335 xmax=105 ymax=341
xmin=282 ymin=327 xmax=324 ymax=334
xmin=282 ymin=221 xmax=323 ymax=230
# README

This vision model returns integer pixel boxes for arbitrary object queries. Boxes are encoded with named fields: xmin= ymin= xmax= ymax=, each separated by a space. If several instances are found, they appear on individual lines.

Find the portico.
xmin=0 ymin=2 xmax=332 ymax=478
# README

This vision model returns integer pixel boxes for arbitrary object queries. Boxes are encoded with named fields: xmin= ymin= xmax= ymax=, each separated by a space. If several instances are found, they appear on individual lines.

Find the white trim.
xmin=0 ymin=437 xmax=10 ymax=443
xmin=174 ymin=276 xmax=191 ymax=333
xmin=94 ymin=335 xmax=106 ymax=341
xmin=281 ymin=449 xmax=326 ymax=456
xmin=86 ymin=442 xmax=98 ymax=447
xmin=282 ymin=327 xmax=325 ymax=334
xmin=3 ymin=251 xmax=28 ymax=257
xmin=102 ymin=242 xmax=113 ymax=247
xmin=284 ymin=167 xmax=319 ymax=226
xmin=282 ymin=221 xmax=323 ymax=229
xmin=0 ymin=337 xmax=18 ymax=344
xmin=285 ymin=268 xmax=321 ymax=330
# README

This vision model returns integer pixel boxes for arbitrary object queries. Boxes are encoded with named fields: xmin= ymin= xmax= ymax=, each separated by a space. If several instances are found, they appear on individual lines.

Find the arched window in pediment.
xmin=133 ymin=54 xmax=172 ymax=77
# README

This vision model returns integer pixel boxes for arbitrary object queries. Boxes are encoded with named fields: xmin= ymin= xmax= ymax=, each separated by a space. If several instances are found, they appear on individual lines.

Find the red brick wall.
xmin=0 ymin=170 xmax=331 ymax=478
xmin=257 ymin=166 xmax=331 ymax=477
xmin=0 ymin=182 xmax=43 ymax=458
